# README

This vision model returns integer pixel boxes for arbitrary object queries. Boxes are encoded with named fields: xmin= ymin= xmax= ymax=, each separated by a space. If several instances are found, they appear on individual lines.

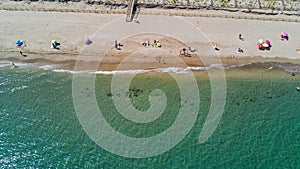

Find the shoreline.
xmin=2 ymin=43 xmax=300 ymax=71
xmin=2 ymin=56 xmax=300 ymax=77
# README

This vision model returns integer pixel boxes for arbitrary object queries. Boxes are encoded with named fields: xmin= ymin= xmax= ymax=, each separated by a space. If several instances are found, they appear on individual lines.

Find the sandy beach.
xmin=1 ymin=2 xmax=300 ymax=168
xmin=1 ymin=3 xmax=300 ymax=71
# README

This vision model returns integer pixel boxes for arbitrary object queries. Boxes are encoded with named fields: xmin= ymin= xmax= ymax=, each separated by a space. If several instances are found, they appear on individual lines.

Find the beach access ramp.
xmin=126 ymin=0 xmax=136 ymax=22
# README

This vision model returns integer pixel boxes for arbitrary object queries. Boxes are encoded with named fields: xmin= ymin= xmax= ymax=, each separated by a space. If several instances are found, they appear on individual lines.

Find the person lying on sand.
xmin=188 ymin=47 xmax=197 ymax=53
xmin=238 ymin=34 xmax=244 ymax=41
xmin=236 ymin=48 xmax=244 ymax=53
xmin=214 ymin=45 xmax=220 ymax=51
xmin=85 ymin=38 xmax=92 ymax=45
xmin=51 ymin=40 xmax=60 ymax=50
xmin=180 ymin=47 xmax=191 ymax=57
xmin=180 ymin=47 xmax=187 ymax=55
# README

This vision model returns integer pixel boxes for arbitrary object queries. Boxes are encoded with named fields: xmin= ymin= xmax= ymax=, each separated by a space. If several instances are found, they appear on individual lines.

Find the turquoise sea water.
xmin=0 ymin=63 xmax=299 ymax=168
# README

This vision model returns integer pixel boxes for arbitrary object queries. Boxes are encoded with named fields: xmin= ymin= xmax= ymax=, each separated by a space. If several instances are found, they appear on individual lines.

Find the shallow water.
xmin=0 ymin=64 xmax=299 ymax=168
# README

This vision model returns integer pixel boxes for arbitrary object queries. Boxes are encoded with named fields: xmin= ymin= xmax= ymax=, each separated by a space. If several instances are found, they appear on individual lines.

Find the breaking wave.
xmin=1 ymin=60 xmax=300 ymax=74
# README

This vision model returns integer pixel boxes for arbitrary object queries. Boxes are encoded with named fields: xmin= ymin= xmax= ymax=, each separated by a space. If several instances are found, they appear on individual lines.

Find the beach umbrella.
xmin=281 ymin=32 xmax=288 ymax=37
xmin=265 ymin=40 xmax=271 ymax=45
xmin=15 ymin=40 xmax=23 ymax=47
xmin=257 ymin=43 xmax=263 ymax=48
xmin=258 ymin=39 xmax=264 ymax=44
xmin=51 ymin=40 xmax=57 ymax=44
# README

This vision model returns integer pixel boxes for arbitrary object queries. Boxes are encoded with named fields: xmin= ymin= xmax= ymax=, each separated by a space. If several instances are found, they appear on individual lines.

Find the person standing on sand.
xmin=115 ymin=40 xmax=123 ymax=50
xmin=16 ymin=39 xmax=27 ymax=57
xmin=19 ymin=51 xmax=22 ymax=56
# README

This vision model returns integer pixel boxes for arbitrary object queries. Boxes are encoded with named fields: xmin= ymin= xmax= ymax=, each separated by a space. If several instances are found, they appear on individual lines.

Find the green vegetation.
xmin=266 ymin=0 xmax=275 ymax=10
xmin=219 ymin=0 xmax=229 ymax=7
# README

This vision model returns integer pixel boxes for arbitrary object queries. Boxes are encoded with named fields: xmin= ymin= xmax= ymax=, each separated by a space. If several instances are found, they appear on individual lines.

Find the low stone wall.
xmin=1 ymin=0 xmax=300 ymax=23
xmin=139 ymin=0 xmax=300 ymax=11
xmin=6 ymin=0 xmax=300 ymax=11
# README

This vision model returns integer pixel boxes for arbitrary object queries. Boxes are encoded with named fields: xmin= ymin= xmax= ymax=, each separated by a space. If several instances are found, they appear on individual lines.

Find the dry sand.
xmin=0 ymin=8 xmax=300 ymax=71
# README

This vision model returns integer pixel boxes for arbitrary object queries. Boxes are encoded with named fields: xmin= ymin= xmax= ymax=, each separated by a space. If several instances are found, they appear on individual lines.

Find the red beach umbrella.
xmin=257 ymin=43 xmax=264 ymax=49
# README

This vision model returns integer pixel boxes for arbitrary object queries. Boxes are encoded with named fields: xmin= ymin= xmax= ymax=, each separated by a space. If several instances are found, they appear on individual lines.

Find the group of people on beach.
xmin=16 ymin=39 xmax=61 ymax=57
xmin=237 ymin=32 xmax=290 ymax=53
xmin=257 ymin=32 xmax=290 ymax=51
xmin=180 ymin=47 xmax=197 ymax=56
xmin=177 ymin=31 xmax=292 ymax=58
xmin=142 ymin=40 xmax=161 ymax=48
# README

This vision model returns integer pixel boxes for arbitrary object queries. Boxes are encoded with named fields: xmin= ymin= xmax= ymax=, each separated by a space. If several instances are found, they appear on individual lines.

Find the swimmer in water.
xmin=12 ymin=63 xmax=18 ymax=68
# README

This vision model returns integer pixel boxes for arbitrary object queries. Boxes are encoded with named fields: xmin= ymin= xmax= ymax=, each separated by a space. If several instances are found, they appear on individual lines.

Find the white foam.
xmin=39 ymin=64 xmax=65 ymax=71
xmin=0 ymin=61 xmax=36 ymax=69
xmin=276 ymin=64 xmax=300 ymax=73
xmin=0 ymin=61 xmax=13 ymax=68
xmin=155 ymin=67 xmax=188 ymax=74
xmin=12 ymin=63 xmax=35 ymax=68
xmin=53 ymin=69 xmax=79 ymax=73
xmin=39 ymin=65 xmax=57 ymax=70
xmin=187 ymin=66 xmax=208 ymax=71
xmin=0 ymin=61 xmax=65 ymax=70
xmin=2 ymin=60 xmax=299 ymax=75
xmin=53 ymin=68 xmax=191 ymax=75
xmin=95 ymin=69 xmax=152 ymax=75
xmin=209 ymin=64 xmax=226 ymax=69
xmin=10 ymin=86 xmax=28 ymax=93
xmin=227 ymin=63 xmax=253 ymax=69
